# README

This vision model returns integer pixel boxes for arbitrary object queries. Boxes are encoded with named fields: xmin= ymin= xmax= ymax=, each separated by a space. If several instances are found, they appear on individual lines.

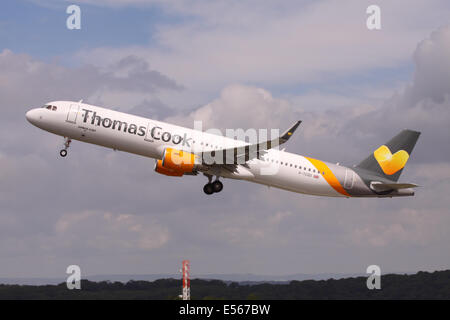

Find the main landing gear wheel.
xmin=59 ymin=149 xmax=67 ymax=157
xmin=203 ymin=174 xmax=224 ymax=195
xmin=203 ymin=183 xmax=214 ymax=195
xmin=212 ymin=180 xmax=223 ymax=193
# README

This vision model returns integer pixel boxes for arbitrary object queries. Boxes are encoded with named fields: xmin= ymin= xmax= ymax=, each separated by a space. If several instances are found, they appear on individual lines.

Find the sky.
xmin=1 ymin=0 xmax=450 ymax=279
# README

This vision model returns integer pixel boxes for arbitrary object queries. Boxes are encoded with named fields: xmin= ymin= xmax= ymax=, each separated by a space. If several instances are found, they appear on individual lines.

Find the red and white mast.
xmin=181 ymin=260 xmax=190 ymax=300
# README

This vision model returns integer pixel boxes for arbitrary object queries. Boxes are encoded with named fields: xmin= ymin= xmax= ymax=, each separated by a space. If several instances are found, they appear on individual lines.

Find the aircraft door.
xmin=144 ymin=122 xmax=155 ymax=142
xmin=66 ymin=104 xmax=80 ymax=124
xmin=144 ymin=122 xmax=158 ymax=142
xmin=344 ymin=169 xmax=355 ymax=189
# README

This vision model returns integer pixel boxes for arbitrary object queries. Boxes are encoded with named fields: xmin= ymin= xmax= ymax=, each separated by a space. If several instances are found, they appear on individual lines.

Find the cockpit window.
xmin=43 ymin=105 xmax=57 ymax=111
xmin=46 ymin=105 xmax=52 ymax=110
xmin=52 ymin=106 xmax=57 ymax=111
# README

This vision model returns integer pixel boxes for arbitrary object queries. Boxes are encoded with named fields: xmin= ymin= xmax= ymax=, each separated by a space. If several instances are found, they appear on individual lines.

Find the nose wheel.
xmin=60 ymin=137 xmax=71 ymax=157
xmin=203 ymin=174 xmax=223 ymax=195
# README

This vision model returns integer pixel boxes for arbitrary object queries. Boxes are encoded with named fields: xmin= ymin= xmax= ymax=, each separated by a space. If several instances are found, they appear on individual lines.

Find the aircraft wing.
xmin=199 ymin=121 xmax=301 ymax=165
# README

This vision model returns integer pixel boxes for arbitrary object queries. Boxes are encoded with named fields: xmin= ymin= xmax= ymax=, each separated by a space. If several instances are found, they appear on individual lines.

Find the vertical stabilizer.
xmin=356 ymin=130 xmax=421 ymax=182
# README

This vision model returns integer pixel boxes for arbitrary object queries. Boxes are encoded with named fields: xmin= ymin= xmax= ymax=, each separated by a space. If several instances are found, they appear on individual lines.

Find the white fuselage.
xmin=26 ymin=101 xmax=374 ymax=197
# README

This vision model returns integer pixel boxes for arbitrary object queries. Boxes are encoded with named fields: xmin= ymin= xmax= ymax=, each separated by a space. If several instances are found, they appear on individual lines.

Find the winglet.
xmin=279 ymin=121 xmax=301 ymax=143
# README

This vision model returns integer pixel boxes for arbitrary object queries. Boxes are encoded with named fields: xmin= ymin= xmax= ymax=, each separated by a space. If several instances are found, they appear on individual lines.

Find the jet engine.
xmin=154 ymin=148 xmax=200 ymax=176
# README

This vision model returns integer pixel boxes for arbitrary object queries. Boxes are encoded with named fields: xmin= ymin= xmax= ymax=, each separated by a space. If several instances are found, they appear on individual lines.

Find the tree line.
xmin=0 ymin=270 xmax=449 ymax=299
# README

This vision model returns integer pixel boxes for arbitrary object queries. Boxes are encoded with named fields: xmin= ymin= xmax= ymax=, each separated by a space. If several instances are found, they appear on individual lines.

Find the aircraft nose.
xmin=25 ymin=108 xmax=40 ymax=125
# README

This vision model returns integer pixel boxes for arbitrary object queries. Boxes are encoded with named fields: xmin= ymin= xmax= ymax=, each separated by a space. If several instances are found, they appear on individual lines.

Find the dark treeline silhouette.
xmin=0 ymin=270 xmax=449 ymax=299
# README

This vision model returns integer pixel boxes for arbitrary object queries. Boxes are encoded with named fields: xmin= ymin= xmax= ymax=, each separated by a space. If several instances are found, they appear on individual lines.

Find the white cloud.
xmin=0 ymin=50 xmax=181 ymax=116
xmin=165 ymin=84 xmax=294 ymax=130
xmin=55 ymin=210 xmax=170 ymax=251
xmin=2 ymin=8 xmax=450 ymax=277
xmin=75 ymin=0 xmax=450 ymax=107
xmin=349 ymin=206 xmax=448 ymax=248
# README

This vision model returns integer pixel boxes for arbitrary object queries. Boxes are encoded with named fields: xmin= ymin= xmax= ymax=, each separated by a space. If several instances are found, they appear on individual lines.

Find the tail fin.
xmin=356 ymin=129 xmax=421 ymax=182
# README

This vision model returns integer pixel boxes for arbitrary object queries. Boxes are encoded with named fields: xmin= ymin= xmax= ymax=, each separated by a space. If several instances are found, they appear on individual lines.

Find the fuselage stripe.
xmin=305 ymin=157 xmax=351 ymax=197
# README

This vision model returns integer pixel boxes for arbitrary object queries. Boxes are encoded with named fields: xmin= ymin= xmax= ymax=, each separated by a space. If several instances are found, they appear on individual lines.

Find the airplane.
xmin=25 ymin=101 xmax=420 ymax=197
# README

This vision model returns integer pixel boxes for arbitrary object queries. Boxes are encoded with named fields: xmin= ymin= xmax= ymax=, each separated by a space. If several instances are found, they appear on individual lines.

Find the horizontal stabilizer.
xmin=370 ymin=182 xmax=418 ymax=192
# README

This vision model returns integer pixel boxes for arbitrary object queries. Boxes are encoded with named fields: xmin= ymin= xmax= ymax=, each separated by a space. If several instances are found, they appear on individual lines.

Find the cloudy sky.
xmin=1 ymin=0 xmax=450 ymax=279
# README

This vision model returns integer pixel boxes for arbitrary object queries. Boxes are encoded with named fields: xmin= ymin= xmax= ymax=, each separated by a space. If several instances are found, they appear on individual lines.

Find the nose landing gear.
xmin=60 ymin=137 xmax=71 ymax=157
xmin=203 ymin=174 xmax=224 ymax=195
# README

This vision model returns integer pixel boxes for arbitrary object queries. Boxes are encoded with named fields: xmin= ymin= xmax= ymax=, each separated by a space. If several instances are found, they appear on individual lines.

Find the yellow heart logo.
xmin=373 ymin=145 xmax=409 ymax=175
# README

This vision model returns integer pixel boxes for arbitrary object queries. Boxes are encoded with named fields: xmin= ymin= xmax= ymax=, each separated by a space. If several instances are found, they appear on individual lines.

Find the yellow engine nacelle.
xmin=154 ymin=159 xmax=184 ymax=176
xmin=154 ymin=148 xmax=200 ymax=177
